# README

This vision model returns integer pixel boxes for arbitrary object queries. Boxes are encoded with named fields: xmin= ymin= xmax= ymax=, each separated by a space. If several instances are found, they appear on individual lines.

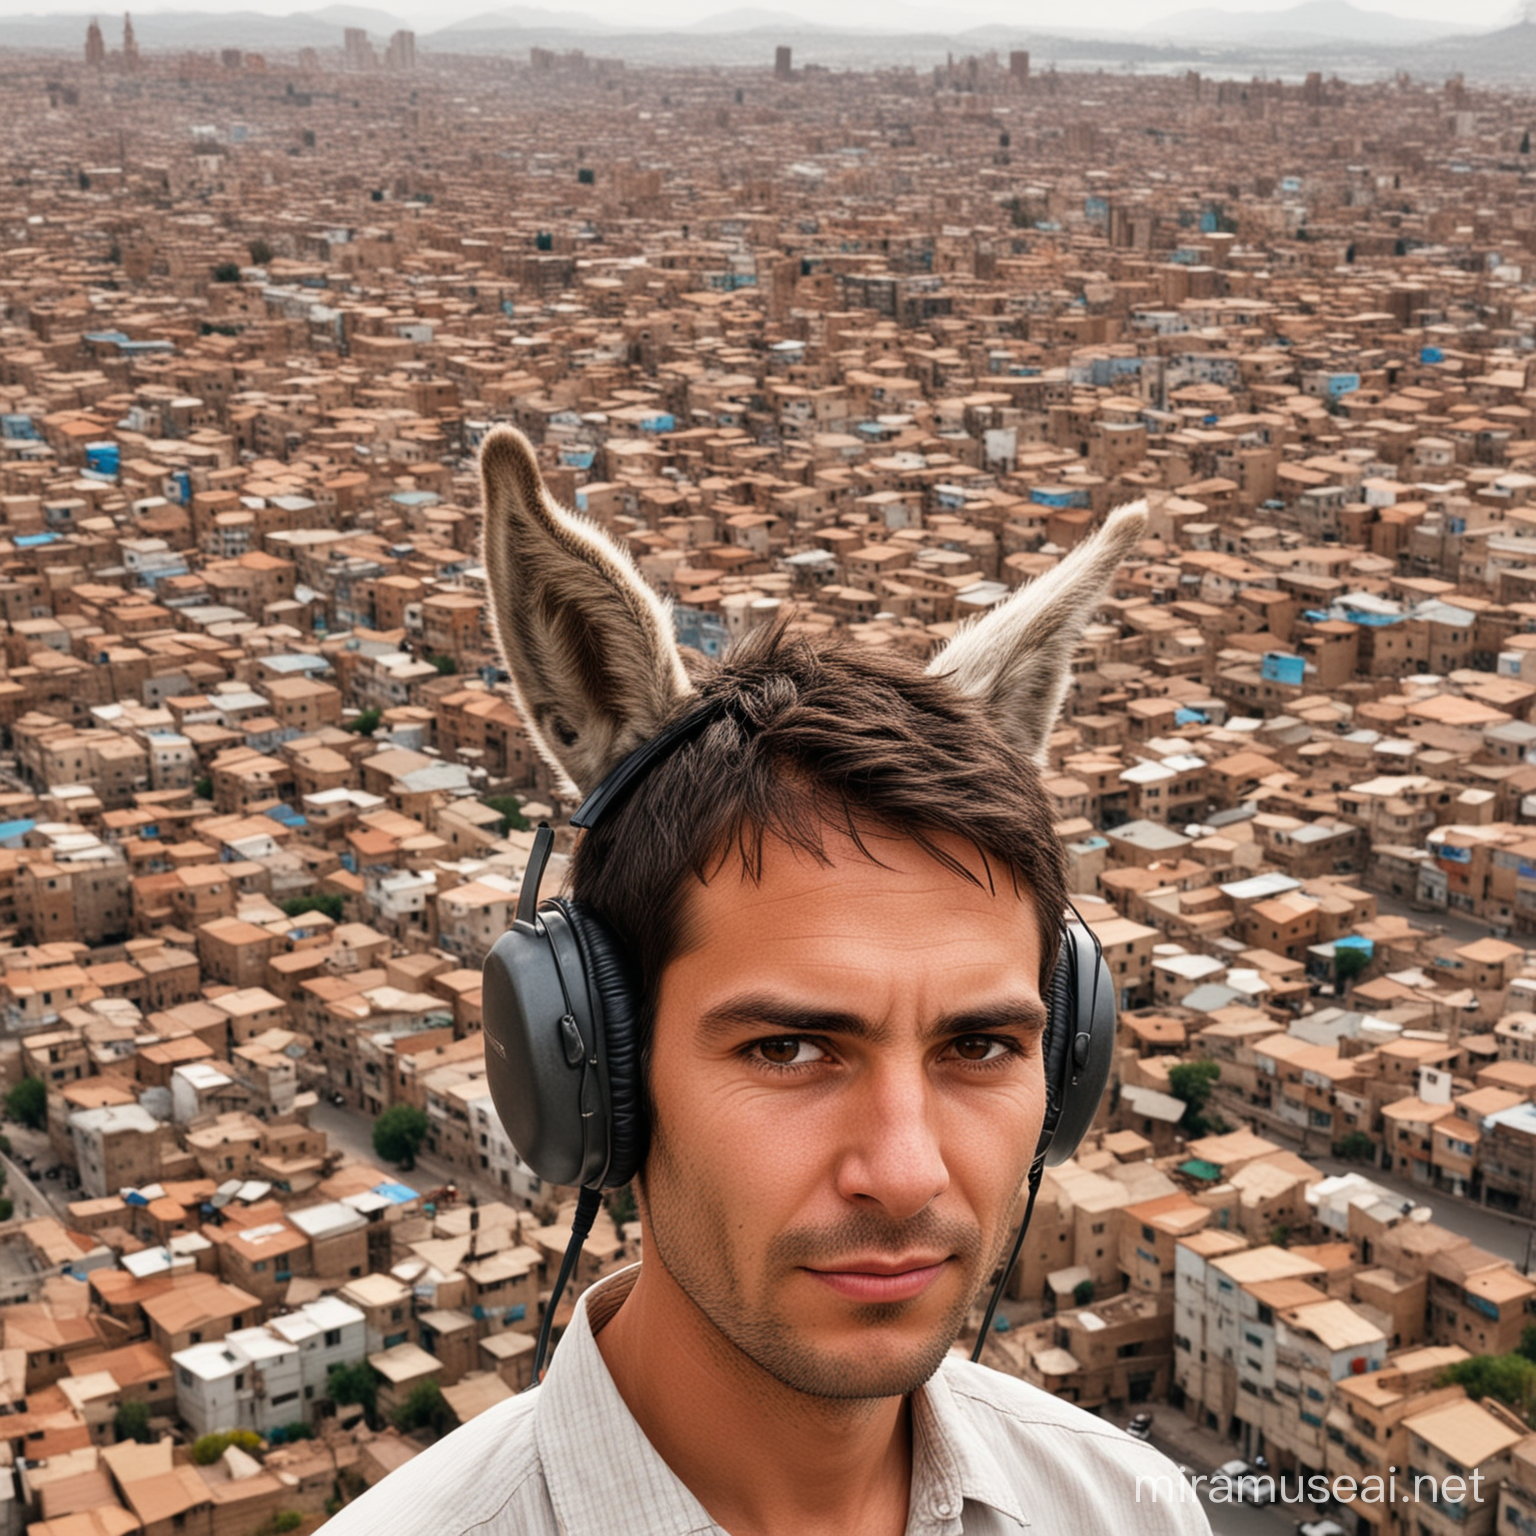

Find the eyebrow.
xmin=696 ymin=993 xmax=1050 ymax=1046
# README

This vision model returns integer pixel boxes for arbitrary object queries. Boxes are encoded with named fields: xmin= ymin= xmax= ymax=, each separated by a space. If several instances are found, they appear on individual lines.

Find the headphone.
xmin=481 ymin=697 xmax=1119 ymax=1368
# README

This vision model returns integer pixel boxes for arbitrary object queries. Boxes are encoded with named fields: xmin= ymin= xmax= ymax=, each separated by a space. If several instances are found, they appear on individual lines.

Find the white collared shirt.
xmin=320 ymin=1265 xmax=1213 ymax=1535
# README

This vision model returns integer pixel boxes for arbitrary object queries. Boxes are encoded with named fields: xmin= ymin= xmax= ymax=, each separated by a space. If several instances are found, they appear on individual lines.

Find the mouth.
xmin=802 ymin=1257 xmax=951 ymax=1304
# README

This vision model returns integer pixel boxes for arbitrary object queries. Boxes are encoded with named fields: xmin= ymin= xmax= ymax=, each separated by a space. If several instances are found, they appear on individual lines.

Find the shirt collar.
xmin=914 ymin=1358 xmax=1029 ymax=1530
xmin=536 ymin=1265 xmax=720 ymax=1536
xmin=535 ymin=1267 xmax=1027 ymax=1535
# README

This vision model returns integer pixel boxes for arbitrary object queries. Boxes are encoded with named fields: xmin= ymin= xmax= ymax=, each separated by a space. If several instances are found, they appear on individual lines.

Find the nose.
xmin=832 ymin=1060 xmax=950 ymax=1221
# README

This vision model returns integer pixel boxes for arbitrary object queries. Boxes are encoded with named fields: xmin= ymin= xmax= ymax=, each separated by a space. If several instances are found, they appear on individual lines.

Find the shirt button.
xmin=933 ymin=1502 xmax=953 ymax=1518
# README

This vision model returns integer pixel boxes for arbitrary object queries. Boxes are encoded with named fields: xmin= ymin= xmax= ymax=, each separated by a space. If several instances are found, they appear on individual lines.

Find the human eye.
xmin=948 ymin=1035 xmax=1023 ymax=1069
xmin=745 ymin=1036 xmax=829 ymax=1073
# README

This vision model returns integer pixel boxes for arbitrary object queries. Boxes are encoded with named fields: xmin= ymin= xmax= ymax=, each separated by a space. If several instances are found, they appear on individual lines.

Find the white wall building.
xmin=173 ymin=1296 xmax=366 ymax=1436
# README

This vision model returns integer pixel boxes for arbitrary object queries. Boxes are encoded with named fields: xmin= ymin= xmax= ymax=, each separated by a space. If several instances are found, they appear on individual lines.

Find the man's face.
xmin=639 ymin=821 xmax=1048 ymax=1401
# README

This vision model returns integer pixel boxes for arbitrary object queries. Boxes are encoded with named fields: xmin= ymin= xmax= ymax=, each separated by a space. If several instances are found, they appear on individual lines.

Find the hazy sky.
xmin=0 ymin=0 xmax=1524 ymax=32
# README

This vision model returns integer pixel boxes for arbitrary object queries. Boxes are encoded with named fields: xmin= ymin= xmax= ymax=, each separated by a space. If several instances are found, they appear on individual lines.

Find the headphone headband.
xmin=569 ymin=696 xmax=732 ymax=831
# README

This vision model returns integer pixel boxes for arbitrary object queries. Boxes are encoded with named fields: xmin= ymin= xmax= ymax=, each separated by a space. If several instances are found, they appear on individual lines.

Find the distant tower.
xmin=85 ymin=17 xmax=105 ymax=65
xmin=774 ymin=45 xmax=791 ymax=79
xmin=385 ymin=29 xmax=416 ymax=69
xmin=344 ymin=26 xmax=376 ymax=68
xmin=1009 ymin=49 xmax=1029 ymax=82
xmin=122 ymin=12 xmax=139 ymax=68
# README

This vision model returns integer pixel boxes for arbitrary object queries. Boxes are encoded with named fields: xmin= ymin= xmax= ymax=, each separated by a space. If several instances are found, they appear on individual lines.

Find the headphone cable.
xmin=533 ymin=1186 xmax=603 ymax=1381
xmin=971 ymin=1158 xmax=1045 ymax=1365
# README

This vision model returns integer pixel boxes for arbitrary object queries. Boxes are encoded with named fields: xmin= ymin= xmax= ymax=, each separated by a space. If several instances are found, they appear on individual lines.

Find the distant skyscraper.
xmin=774 ymin=46 xmax=791 ymax=80
xmin=344 ymin=27 xmax=376 ymax=69
xmin=122 ymin=12 xmax=139 ymax=69
xmin=385 ymin=30 xmax=416 ymax=70
xmin=1009 ymin=50 xmax=1029 ymax=82
xmin=85 ymin=17 xmax=105 ymax=66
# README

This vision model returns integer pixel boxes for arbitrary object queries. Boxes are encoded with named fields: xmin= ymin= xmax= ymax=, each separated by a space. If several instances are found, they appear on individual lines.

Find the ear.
xmin=926 ymin=500 xmax=1147 ymax=764
xmin=479 ymin=426 xmax=692 ymax=795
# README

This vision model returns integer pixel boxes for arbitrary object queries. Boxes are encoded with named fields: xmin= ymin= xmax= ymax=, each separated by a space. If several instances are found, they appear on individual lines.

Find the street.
xmin=1370 ymin=889 xmax=1496 ymax=947
xmin=308 ymin=1100 xmax=513 ymax=1211
xmin=1144 ymin=1418 xmax=1330 ymax=1536
xmin=1261 ymin=1126 xmax=1536 ymax=1270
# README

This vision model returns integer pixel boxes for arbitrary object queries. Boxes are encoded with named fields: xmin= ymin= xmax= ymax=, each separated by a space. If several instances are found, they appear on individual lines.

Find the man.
xmin=321 ymin=428 xmax=1211 ymax=1536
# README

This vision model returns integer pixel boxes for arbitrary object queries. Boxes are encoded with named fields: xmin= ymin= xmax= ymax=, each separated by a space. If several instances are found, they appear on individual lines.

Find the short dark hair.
xmin=571 ymin=625 xmax=1069 ymax=1075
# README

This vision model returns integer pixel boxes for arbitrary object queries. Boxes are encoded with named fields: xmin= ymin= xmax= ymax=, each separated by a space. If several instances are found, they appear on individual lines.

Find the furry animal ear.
xmin=479 ymin=425 xmax=692 ymax=796
xmin=926 ymin=500 xmax=1147 ymax=765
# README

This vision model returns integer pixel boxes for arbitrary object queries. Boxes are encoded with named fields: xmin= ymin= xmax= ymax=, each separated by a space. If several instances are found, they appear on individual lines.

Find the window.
xmin=325 ymin=1329 xmax=341 ymax=1347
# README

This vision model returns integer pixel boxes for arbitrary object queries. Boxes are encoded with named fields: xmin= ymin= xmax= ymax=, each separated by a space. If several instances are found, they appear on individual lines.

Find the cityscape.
xmin=5 ymin=11 xmax=1536 ymax=1535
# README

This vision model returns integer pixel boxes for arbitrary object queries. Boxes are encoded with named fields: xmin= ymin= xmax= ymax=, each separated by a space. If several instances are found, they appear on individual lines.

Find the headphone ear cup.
xmin=1039 ymin=924 xmax=1118 ymax=1167
xmin=1035 ymin=939 xmax=1077 ymax=1161
xmin=563 ymin=899 xmax=645 ymax=1190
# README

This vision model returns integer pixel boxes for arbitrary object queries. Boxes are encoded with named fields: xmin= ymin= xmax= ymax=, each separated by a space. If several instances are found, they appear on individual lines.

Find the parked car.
xmin=1212 ymin=1460 xmax=1273 ymax=1506
xmin=1126 ymin=1411 xmax=1153 ymax=1441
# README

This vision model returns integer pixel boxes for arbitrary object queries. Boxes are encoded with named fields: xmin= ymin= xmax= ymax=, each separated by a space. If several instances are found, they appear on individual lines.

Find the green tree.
xmin=327 ymin=1361 xmax=380 ymax=1423
xmin=483 ymin=795 xmax=530 ymax=835
xmin=248 ymin=237 xmax=273 ymax=265
xmin=191 ymin=1428 xmax=262 ymax=1463
xmin=1072 ymin=1279 xmax=1095 ymax=1308
xmin=211 ymin=261 xmax=242 ymax=282
xmin=1438 ymin=1354 xmax=1536 ymax=1419
xmin=1519 ymin=1324 xmax=1536 ymax=1364
xmin=393 ymin=1379 xmax=454 ymax=1439
xmin=607 ymin=1183 xmax=637 ymax=1228
xmin=193 ymin=776 xmax=213 ymax=799
xmin=281 ymin=893 xmax=344 ymax=922
xmin=1334 ymin=945 xmax=1371 ymax=991
xmin=1332 ymin=1131 xmax=1377 ymax=1163
xmin=429 ymin=653 xmax=457 ymax=675
xmin=373 ymin=1105 xmax=429 ymax=1170
xmin=114 ymin=1399 xmax=153 ymax=1443
xmin=5 ymin=1076 xmax=46 ymax=1130
xmin=0 ymin=1199 xmax=14 ymax=1224
xmin=1523 ymin=128 xmax=1531 ymax=154
xmin=1167 ymin=1060 xmax=1222 ymax=1136
xmin=346 ymin=707 xmax=382 ymax=736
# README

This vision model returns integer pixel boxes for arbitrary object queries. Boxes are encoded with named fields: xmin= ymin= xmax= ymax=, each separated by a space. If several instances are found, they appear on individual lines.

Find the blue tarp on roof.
xmin=1261 ymin=652 xmax=1306 ymax=685
xmin=0 ymin=819 xmax=34 ymax=847
xmin=15 ymin=533 xmax=58 ymax=548
xmin=373 ymin=1181 xmax=419 ymax=1204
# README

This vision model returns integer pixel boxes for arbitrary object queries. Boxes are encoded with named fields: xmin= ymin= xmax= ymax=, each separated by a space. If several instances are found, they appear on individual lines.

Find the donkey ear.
xmin=926 ymin=500 xmax=1147 ymax=764
xmin=479 ymin=425 xmax=692 ymax=796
